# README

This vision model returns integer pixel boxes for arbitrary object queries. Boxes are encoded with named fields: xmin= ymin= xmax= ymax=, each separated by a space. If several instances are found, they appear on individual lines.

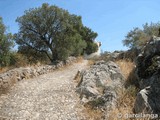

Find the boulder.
xmin=134 ymin=85 xmax=160 ymax=114
xmin=133 ymin=36 xmax=160 ymax=116
xmin=76 ymin=60 xmax=125 ymax=110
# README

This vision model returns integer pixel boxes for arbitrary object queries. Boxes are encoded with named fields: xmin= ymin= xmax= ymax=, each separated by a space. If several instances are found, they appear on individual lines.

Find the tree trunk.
xmin=50 ymin=49 xmax=59 ymax=64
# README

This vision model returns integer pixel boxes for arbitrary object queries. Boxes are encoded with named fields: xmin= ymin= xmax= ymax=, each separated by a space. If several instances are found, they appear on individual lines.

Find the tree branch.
xmin=22 ymin=40 xmax=52 ymax=61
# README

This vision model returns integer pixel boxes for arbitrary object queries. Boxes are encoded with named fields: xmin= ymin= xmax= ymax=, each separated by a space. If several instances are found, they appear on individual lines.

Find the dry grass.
xmin=87 ymin=59 xmax=95 ymax=66
xmin=75 ymin=56 xmax=84 ymax=63
xmin=115 ymin=59 xmax=135 ymax=80
xmin=82 ymin=106 xmax=104 ymax=120
xmin=107 ymin=86 xmax=138 ymax=120
xmin=115 ymin=59 xmax=139 ymax=88
xmin=0 ymin=67 xmax=8 ymax=73
xmin=0 ymin=66 xmax=15 ymax=74
xmin=106 ymin=59 xmax=140 ymax=120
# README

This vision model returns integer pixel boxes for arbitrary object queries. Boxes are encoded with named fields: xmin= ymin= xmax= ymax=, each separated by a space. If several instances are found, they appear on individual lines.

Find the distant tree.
xmin=15 ymin=3 xmax=97 ymax=62
xmin=0 ymin=17 xmax=14 ymax=67
xmin=123 ymin=22 xmax=160 ymax=49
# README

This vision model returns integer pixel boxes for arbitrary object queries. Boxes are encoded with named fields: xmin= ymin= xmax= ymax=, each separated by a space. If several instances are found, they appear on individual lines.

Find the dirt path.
xmin=0 ymin=60 xmax=88 ymax=120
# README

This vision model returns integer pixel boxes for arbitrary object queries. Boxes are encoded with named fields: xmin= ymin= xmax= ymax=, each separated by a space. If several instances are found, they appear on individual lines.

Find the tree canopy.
xmin=123 ymin=22 xmax=160 ymax=49
xmin=15 ymin=3 xmax=98 ymax=62
xmin=0 ymin=17 xmax=14 ymax=66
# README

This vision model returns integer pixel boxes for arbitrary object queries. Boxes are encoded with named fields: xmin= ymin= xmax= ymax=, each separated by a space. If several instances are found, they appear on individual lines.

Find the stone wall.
xmin=0 ymin=57 xmax=77 ymax=94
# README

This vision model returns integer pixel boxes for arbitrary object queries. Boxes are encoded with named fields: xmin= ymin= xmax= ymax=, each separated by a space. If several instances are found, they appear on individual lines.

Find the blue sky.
xmin=0 ymin=0 xmax=160 ymax=52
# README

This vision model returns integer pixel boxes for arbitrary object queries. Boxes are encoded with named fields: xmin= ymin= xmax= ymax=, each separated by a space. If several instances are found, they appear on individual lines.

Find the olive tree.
xmin=123 ymin=22 xmax=160 ymax=49
xmin=15 ymin=3 xmax=98 ymax=62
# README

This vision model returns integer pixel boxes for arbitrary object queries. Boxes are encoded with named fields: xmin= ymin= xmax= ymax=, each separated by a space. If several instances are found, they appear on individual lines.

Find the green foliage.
xmin=10 ymin=52 xmax=29 ymax=67
xmin=71 ymin=34 xmax=87 ymax=56
xmin=0 ymin=17 xmax=14 ymax=67
xmin=15 ymin=3 xmax=98 ymax=62
xmin=80 ymin=26 xmax=98 ymax=42
xmin=80 ymin=26 xmax=98 ymax=54
xmin=85 ymin=42 xmax=98 ymax=55
xmin=123 ymin=22 xmax=160 ymax=49
xmin=17 ymin=46 xmax=49 ymax=64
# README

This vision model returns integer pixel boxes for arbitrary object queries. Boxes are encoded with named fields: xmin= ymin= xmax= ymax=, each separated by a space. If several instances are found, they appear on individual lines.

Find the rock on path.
xmin=0 ymin=60 xmax=88 ymax=120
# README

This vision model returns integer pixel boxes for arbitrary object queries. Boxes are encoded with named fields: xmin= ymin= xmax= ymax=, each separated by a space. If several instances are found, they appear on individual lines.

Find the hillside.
xmin=1 ymin=37 xmax=160 ymax=120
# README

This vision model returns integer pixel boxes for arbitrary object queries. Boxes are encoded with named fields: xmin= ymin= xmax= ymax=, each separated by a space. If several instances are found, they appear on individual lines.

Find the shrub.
xmin=10 ymin=52 xmax=29 ymax=67
xmin=0 ymin=17 xmax=14 ymax=67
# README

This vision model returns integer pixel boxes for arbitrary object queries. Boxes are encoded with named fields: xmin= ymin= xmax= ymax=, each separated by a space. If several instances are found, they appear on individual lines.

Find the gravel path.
xmin=0 ymin=60 xmax=88 ymax=120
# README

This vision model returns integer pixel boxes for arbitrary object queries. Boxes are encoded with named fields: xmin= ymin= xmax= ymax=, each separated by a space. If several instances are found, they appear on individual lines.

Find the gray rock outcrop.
xmin=76 ymin=60 xmax=125 ymax=110
xmin=133 ymin=36 xmax=160 ymax=116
